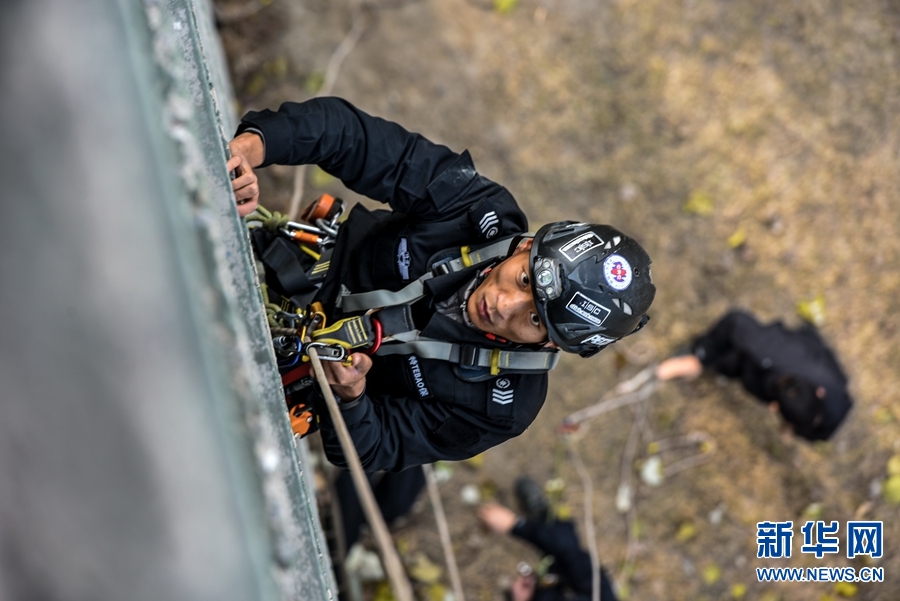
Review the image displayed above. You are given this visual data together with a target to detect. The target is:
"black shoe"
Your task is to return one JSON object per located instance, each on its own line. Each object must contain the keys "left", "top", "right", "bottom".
{"left": 514, "top": 476, "right": 549, "bottom": 522}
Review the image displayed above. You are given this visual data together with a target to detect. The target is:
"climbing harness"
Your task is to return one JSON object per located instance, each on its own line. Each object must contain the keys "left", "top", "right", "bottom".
{"left": 249, "top": 196, "right": 559, "bottom": 438}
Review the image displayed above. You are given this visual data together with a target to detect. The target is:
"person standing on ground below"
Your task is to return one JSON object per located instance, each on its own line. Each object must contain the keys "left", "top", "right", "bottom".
{"left": 656, "top": 309, "right": 852, "bottom": 441}
{"left": 478, "top": 477, "right": 619, "bottom": 601}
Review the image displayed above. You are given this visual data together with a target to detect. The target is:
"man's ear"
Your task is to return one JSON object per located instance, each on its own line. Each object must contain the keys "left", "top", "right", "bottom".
{"left": 514, "top": 238, "right": 534, "bottom": 254}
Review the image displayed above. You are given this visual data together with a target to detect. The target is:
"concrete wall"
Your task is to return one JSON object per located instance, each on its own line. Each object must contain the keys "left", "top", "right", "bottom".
{"left": 0, "top": 1, "right": 334, "bottom": 599}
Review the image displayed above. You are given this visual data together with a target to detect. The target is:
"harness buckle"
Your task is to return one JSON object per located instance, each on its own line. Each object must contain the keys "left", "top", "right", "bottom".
{"left": 431, "top": 260, "right": 452, "bottom": 276}
{"left": 460, "top": 344, "right": 479, "bottom": 368}
{"left": 305, "top": 342, "right": 348, "bottom": 362}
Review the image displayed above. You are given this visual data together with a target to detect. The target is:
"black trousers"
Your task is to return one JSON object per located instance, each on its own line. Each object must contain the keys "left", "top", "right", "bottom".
{"left": 335, "top": 467, "right": 427, "bottom": 549}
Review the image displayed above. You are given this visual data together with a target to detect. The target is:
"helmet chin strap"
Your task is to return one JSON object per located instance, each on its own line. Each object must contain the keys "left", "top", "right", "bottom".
{"left": 509, "top": 233, "right": 535, "bottom": 256}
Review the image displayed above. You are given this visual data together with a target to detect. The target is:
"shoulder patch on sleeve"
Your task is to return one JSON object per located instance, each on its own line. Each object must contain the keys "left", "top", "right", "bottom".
{"left": 468, "top": 187, "right": 525, "bottom": 241}
{"left": 469, "top": 198, "right": 502, "bottom": 240}
{"left": 486, "top": 377, "right": 515, "bottom": 419}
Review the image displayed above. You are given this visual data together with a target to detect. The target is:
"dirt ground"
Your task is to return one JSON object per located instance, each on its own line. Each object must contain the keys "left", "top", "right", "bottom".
{"left": 215, "top": 1, "right": 900, "bottom": 599}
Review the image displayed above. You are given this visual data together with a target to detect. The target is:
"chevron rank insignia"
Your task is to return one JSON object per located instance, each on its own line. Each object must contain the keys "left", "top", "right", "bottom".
{"left": 491, "top": 378, "right": 514, "bottom": 405}
{"left": 470, "top": 202, "right": 501, "bottom": 239}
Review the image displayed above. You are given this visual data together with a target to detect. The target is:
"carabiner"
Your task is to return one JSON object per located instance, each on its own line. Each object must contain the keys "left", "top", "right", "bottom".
{"left": 362, "top": 318, "right": 383, "bottom": 355}
{"left": 315, "top": 218, "right": 339, "bottom": 238}
{"left": 272, "top": 336, "right": 302, "bottom": 355}
{"left": 305, "top": 342, "right": 348, "bottom": 362}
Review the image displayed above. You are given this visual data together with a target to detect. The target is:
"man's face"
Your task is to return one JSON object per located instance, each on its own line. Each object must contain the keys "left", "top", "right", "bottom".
{"left": 466, "top": 239, "right": 549, "bottom": 344}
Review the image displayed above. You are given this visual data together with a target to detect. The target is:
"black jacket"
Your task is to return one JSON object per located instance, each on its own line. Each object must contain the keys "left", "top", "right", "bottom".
{"left": 238, "top": 97, "right": 549, "bottom": 472}
{"left": 691, "top": 310, "right": 852, "bottom": 440}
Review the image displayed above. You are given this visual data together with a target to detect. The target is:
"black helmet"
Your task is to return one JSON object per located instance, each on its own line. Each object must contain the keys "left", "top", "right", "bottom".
{"left": 529, "top": 222, "right": 656, "bottom": 357}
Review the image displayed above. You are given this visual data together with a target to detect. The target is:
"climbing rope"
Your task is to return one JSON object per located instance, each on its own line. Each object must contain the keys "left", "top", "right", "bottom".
{"left": 423, "top": 463, "right": 466, "bottom": 601}
{"left": 307, "top": 346, "right": 415, "bottom": 601}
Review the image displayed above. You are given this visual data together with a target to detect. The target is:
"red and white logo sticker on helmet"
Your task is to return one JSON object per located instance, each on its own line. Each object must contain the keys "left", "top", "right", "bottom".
{"left": 565, "top": 291, "right": 611, "bottom": 326}
{"left": 560, "top": 231, "right": 604, "bottom": 262}
{"left": 603, "top": 254, "right": 632, "bottom": 290}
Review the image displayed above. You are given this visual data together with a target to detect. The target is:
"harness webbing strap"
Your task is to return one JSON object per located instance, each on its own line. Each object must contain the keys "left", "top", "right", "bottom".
{"left": 339, "top": 234, "right": 531, "bottom": 311}
{"left": 438, "top": 236, "right": 526, "bottom": 275}
{"left": 262, "top": 237, "right": 316, "bottom": 296}
{"left": 375, "top": 305, "right": 416, "bottom": 337}
{"left": 337, "top": 276, "right": 431, "bottom": 313}
{"left": 375, "top": 339, "right": 559, "bottom": 374}
{"left": 312, "top": 315, "right": 376, "bottom": 349}
{"left": 308, "top": 311, "right": 558, "bottom": 375}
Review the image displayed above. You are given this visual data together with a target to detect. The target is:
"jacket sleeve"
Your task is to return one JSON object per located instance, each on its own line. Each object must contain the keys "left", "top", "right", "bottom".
{"left": 692, "top": 310, "right": 758, "bottom": 376}
{"left": 313, "top": 391, "right": 483, "bottom": 472}
{"left": 237, "top": 97, "right": 500, "bottom": 220}
{"left": 309, "top": 377, "right": 544, "bottom": 473}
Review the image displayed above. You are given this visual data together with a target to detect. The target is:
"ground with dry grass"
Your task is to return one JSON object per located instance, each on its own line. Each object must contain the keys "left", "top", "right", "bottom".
{"left": 217, "top": 1, "right": 900, "bottom": 599}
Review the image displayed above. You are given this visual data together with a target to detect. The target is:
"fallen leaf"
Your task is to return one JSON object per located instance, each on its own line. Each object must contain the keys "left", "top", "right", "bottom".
{"left": 304, "top": 72, "right": 325, "bottom": 94}
{"left": 683, "top": 191, "right": 714, "bottom": 216}
{"left": 834, "top": 581, "right": 858, "bottom": 597}
{"left": 545, "top": 478, "right": 566, "bottom": 495}
{"left": 882, "top": 474, "right": 900, "bottom": 505}
{"left": 478, "top": 479, "right": 498, "bottom": 501}
{"left": 874, "top": 408, "right": 893, "bottom": 424}
{"left": 396, "top": 537, "right": 410, "bottom": 555}
{"left": 553, "top": 503, "right": 573, "bottom": 521}
{"left": 494, "top": 0, "right": 519, "bottom": 13}
{"left": 463, "top": 453, "right": 486, "bottom": 469}
{"left": 731, "top": 583, "right": 747, "bottom": 599}
{"left": 245, "top": 73, "right": 267, "bottom": 97}
{"left": 373, "top": 581, "right": 396, "bottom": 601}
{"left": 702, "top": 563, "right": 721, "bottom": 584}
{"left": 796, "top": 294, "right": 826, "bottom": 326}
{"left": 630, "top": 518, "right": 643, "bottom": 540}
{"left": 426, "top": 583, "right": 447, "bottom": 601}
{"left": 409, "top": 553, "right": 443, "bottom": 584}
{"left": 433, "top": 462, "right": 454, "bottom": 483}
{"left": 803, "top": 502, "right": 823, "bottom": 520}
{"left": 728, "top": 229, "right": 747, "bottom": 248}
{"left": 887, "top": 454, "right": 900, "bottom": 476}
{"left": 311, "top": 165, "right": 335, "bottom": 188}
{"left": 265, "top": 56, "right": 288, "bottom": 78}
{"left": 676, "top": 522, "right": 698, "bottom": 542}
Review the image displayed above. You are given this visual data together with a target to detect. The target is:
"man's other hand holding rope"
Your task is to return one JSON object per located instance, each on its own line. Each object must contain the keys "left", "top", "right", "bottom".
{"left": 313, "top": 353, "right": 373, "bottom": 402}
